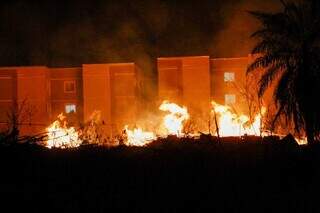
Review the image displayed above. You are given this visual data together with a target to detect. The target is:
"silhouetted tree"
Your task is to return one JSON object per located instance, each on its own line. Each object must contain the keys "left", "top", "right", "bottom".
{"left": 247, "top": 0, "right": 320, "bottom": 144}
{"left": 5, "top": 99, "right": 36, "bottom": 144}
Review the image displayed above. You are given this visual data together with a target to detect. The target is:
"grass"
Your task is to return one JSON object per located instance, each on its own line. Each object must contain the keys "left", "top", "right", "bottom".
{"left": 0, "top": 136, "right": 319, "bottom": 212}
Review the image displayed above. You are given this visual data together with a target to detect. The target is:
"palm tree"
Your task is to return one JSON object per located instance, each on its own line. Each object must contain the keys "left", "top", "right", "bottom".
{"left": 247, "top": 0, "right": 320, "bottom": 144}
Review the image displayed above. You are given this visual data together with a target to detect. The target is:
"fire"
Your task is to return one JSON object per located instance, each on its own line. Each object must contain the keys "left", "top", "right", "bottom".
{"left": 211, "top": 101, "right": 264, "bottom": 137}
{"left": 159, "top": 101, "right": 190, "bottom": 136}
{"left": 124, "top": 126, "right": 156, "bottom": 146}
{"left": 46, "top": 113, "right": 82, "bottom": 148}
{"left": 80, "top": 110, "right": 105, "bottom": 144}
{"left": 44, "top": 101, "right": 269, "bottom": 148}
{"left": 294, "top": 137, "right": 308, "bottom": 145}
{"left": 122, "top": 101, "right": 189, "bottom": 146}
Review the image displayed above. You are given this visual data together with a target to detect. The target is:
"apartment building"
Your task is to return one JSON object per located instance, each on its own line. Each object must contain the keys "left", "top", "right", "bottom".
{"left": 0, "top": 55, "right": 272, "bottom": 136}
{"left": 0, "top": 63, "right": 137, "bottom": 136}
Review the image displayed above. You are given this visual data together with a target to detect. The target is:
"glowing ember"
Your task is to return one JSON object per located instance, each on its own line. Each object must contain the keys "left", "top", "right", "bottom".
{"left": 124, "top": 126, "right": 156, "bottom": 146}
{"left": 295, "top": 137, "right": 308, "bottom": 145}
{"left": 211, "top": 101, "right": 265, "bottom": 137}
{"left": 159, "top": 101, "right": 190, "bottom": 136}
{"left": 46, "top": 113, "right": 82, "bottom": 148}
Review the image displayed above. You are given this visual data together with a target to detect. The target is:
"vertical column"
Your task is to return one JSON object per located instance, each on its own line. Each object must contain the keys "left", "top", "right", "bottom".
{"left": 110, "top": 63, "right": 137, "bottom": 133}
{"left": 182, "top": 56, "right": 211, "bottom": 132}
{"left": 82, "top": 64, "right": 112, "bottom": 135}
{"left": 16, "top": 67, "right": 49, "bottom": 135}
{"left": 157, "top": 58, "right": 183, "bottom": 104}
{"left": 0, "top": 69, "right": 17, "bottom": 132}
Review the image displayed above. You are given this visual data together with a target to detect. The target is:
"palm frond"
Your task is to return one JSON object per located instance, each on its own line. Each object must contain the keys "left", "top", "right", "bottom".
{"left": 249, "top": 0, "right": 320, "bottom": 142}
{"left": 258, "top": 64, "right": 283, "bottom": 97}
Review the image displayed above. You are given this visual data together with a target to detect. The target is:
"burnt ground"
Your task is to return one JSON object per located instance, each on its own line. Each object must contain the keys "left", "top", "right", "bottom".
{"left": 0, "top": 136, "right": 319, "bottom": 212}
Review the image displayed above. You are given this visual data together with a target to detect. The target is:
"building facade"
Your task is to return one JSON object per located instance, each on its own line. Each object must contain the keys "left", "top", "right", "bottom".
{"left": 0, "top": 55, "right": 272, "bottom": 136}
{"left": 158, "top": 56, "right": 211, "bottom": 131}
{"left": 0, "top": 63, "right": 137, "bottom": 136}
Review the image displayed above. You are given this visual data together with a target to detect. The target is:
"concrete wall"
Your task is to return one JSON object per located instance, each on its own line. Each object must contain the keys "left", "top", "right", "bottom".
{"left": 16, "top": 67, "right": 49, "bottom": 135}
{"left": 158, "top": 56, "right": 211, "bottom": 132}
{"left": 83, "top": 63, "right": 137, "bottom": 136}
{"left": 0, "top": 55, "right": 277, "bottom": 137}
{"left": 211, "top": 57, "right": 249, "bottom": 114}
{"left": 83, "top": 64, "right": 112, "bottom": 135}
{"left": 49, "top": 67, "right": 83, "bottom": 125}
{"left": 0, "top": 68, "right": 17, "bottom": 132}
{"left": 158, "top": 57, "right": 183, "bottom": 103}
{"left": 182, "top": 57, "right": 211, "bottom": 126}
{"left": 110, "top": 64, "right": 137, "bottom": 133}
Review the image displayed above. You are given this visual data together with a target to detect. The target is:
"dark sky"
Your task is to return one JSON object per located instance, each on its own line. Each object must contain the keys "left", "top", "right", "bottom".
{"left": 0, "top": 0, "right": 281, "bottom": 67}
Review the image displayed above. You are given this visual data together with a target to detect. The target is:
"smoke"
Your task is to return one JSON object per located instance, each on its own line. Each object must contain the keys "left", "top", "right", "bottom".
{"left": 0, "top": 0, "right": 285, "bottom": 63}
{"left": 0, "top": 0, "right": 287, "bottom": 66}
{"left": 209, "top": 0, "right": 282, "bottom": 58}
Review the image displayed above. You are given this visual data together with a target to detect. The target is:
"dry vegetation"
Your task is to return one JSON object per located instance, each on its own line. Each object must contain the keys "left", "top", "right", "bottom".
{"left": 0, "top": 135, "right": 319, "bottom": 212}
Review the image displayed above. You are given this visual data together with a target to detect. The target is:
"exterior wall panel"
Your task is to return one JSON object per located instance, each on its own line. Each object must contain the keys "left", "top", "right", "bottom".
{"left": 158, "top": 56, "right": 211, "bottom": 132}
{"left": 0, "top": 69, "right": 16, "bottom": 132}
{"left": 16, "top": 67, "right": 49, "bottom": 135}
{"left": 158, "top": 58, "right": 182, "bottom": 103}
{"left": 182, "top": 57, "right": 211, "bottom": 131}
{"left": 211, "top": 57, "right": 250, "bottom": 114}
{"left": 83, "top": 63, "right": 137, "bottom": 136}
{"left": 83, "top": 64, "right": 112, "bottom": 135}
{"left": 49, "top": 68, "right": 83, "bottom": 124}
{"left": 0, "top": 55, "right": 277, "bottom": 137}
{"left": 110, "top": 64, "right": 137, "bottom": 132}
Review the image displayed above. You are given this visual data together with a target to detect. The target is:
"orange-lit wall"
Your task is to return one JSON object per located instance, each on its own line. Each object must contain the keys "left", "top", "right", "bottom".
{"left": 0, "top": 63, "right": 138, "bottom": 136}
{"left": 16, "top": 67, "right": 49, "bottom": 135}
{"left": 210, "top": 57, "right": 250, "bottom": 114}
{"left": 0, "top": 68, "right": 17, "bottom": 131}
{"left": 158, "top": 56, "right": 211, "bottom": 131}
{"left": 158, "top": 57, "right": 183, "bottom": 103}
{"left": 0, "top": 55, "right": 276, "bottom": 136}
{"left": 109, "top": 64, "right": 137, "bottom": 133}
{"left": 158, "top": 55, "right": 277, "bottom": 133}
{"left": 49, "top": 67, "right": 83, "bottom": 125}
{"left": 83, "top": 63, "right": 137, "bottom": 136}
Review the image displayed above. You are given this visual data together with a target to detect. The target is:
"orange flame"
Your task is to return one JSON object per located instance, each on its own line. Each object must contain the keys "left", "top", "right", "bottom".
{"left": 159, "top": 101, "right": 190, "bottom": 136}
{"left": 211, "top": 101, "right": 265, "bottom": 137}
{"left": 45, "top": 101, "right": 272, "bottom": 148}
{"left": 124, "top": 125, "right": 156, "bottom": 146}
{"left": 122, "top": 101, "right": 189, "bottom": 146}
{"left": 46, "top": 113, "right": 82, "bottom": 148}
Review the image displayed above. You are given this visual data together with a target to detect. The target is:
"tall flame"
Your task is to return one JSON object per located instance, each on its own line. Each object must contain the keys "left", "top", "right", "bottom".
{"left": 46, "top": 113, "right": 82, "bottom": 149}
{"left": 159, "top": 101, "right": 190, "bottom": 136}
{"left": 44, "top": 101, "right": 270, "bottom": 148}
{"left": 211, "top": 101, "right": 265, "bottom": 137}
{"left": 122, "top": 101, "right": 189, "bottom": 146}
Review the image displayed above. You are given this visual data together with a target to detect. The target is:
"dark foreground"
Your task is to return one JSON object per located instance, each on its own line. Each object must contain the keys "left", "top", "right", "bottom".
{"left": 0, "top": 136, "right": 319, "bottom": 212}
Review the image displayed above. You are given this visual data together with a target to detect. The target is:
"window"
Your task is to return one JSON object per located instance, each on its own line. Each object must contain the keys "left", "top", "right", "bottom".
{"left": 225, "top": 94, "right": 236, "bottom": 105}
{"left": 64, "top": 81, "right": 76, "bottom": 93}
{"left": 65, "top": 104, "right": 76, "bottom": 113}
{"left": 224, "top": 72, "right": 235, "bottom": 82}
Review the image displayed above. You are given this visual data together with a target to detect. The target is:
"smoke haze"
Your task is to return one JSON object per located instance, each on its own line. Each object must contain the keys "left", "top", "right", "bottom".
{"left": 0, "top": 0, "right": 283, "bottom": 67}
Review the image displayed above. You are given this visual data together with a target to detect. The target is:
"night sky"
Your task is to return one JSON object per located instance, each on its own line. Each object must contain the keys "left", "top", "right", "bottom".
{"left": 0, "top": 0, "right": 280, "bottom": 67}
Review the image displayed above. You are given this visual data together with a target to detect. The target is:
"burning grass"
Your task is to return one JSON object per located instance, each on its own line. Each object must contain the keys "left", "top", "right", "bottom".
{"left": 41, "top": 99, "right": 309, "bottom": 150}
{"left": 46, "top": 113, "right": 82, "bottom": 149}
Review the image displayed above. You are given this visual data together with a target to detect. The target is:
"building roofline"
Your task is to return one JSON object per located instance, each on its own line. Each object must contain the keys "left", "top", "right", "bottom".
{"left": 0, "top": 62, "right": 136, "bottom": 70}
{"left": 49, "top": 67, "right": 82, "bottom": 70}
{"left": 82, "top": 62, "right": 135, "bottom": 66}
{"left": 210, "top": 56, "right": 250, "bottom": 61}
{"left": 0, "top": 65, "right": 48, "bottom": 69}
{"left": 158, "top": 56, "right": 210, "bottom": 61}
